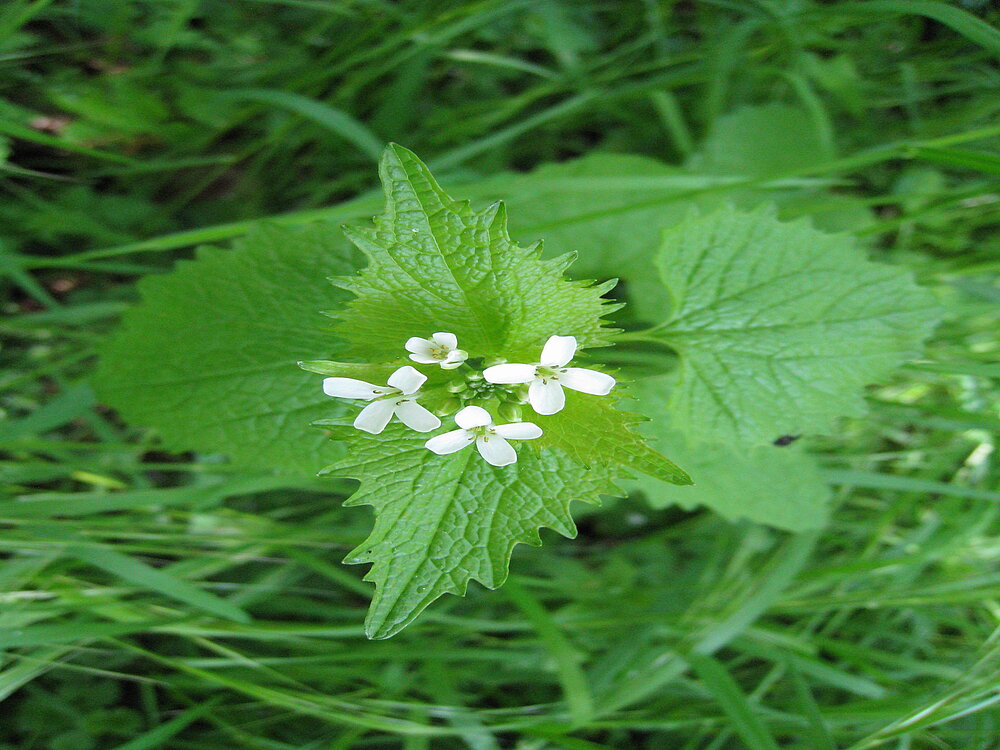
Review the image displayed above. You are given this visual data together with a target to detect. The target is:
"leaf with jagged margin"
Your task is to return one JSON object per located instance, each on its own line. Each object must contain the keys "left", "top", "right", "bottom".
{"left": 95, "top": 224, "right": 360, "bottom": 474}
{"left": 655, "top": 204, "right": 941, "bottom": 445}
{"left": 315, "top": 146, "right": 690, "bottom": 637}
{"left": 320, "top": 424, "right": 616, "bottom": 639}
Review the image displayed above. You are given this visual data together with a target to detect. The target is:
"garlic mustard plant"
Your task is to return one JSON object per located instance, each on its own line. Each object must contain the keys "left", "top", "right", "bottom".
{"left": 425, "top": 405, "right": 542, "bottom": 467}
{"left": 95, "top": 143, "right": 938, "bottom": 640}
{"left": 405, "top": 331, "right": 468, "bottom": 369}
{"left": 301, "top": 145, "right": 690, "bottom": 638}
{"left": 323, "top": 365, "right": 440, "bottom": 434}
{"left": 483, "top": 334, "right": 616, "bottom": 415}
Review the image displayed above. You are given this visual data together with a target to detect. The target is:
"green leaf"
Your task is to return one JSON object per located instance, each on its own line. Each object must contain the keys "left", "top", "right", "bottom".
{"left": 655, "top": 204, "right": 940, "bottom": 444}
{"left": 322, "top": 425, "right": 614, "bottom": 639}
{"left": 332, "top": 143, "right": 620, "bottom": 362}
{"left": 627, "top": 376, "right": 831, "bottom": 532}
{"left": 95, "top": 223, "right": 360, "bottom": 474}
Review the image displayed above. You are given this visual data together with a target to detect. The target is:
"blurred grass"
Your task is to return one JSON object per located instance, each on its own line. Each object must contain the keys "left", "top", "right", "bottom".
{"left": 1, "top": 1, "right": 999, "bottom": 748}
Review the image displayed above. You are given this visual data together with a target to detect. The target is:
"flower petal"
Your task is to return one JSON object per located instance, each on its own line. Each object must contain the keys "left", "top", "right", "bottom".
{"left": 476, "top": 434, "right": 517, "bottom": 466}
{"left": 387, "top": 365, "right": 427, "bottom": 394}
{"left": 559, "top": 367, "right": 616, "bottom": 395}
{"left": 323, "top": 377, "right": 382, "bottom": 400}
{"left": 455, "top": 405, "right": 492, "bottom": 429}
{"left": 540, "top": 335, "right": 577, "bottom": 367}
{"left": 442, "top": 348, "right": 468, "bottom": 365}
{"left": 408, "top": 353, "right": 439, "bottom": 365}
{"left": 494, "top": 422, "right": 543, "bottom": 440}
{"left": 404, "top": 337, "right": 434, "bottom": 356}
{"left": 353, "top": 399, "right": 397, "bottom": 434}
{"left": 431, "top": 332, "right": 458, "bottom": 349}
{"left": 482, "top": 363, "right": 536, "bottom": 384}
{"left": 528, "top": 379, "right": 565, "bottom": 415}
{"left": 425, "top": 429, "right": 475, "bottom": 455}
{"left": 394, "top": 400, "right": 441, "bottom": 432}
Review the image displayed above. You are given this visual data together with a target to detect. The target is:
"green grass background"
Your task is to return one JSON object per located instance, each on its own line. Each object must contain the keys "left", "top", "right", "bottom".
{"left": 1, "top": 1, "right": 999, "bottom": 748}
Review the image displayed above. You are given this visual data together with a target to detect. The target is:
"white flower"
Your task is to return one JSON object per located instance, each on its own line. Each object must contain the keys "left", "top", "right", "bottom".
{"left": 424, "top": 405, "right": 541, "bottom": 467}
{"left": 405, "top": 331, "right": 468, "bottom": 370}
{"left": 323, "top": 365, "right": 441, "bottom": 435}
{"left": 482, "top": 335, "right": 615, "bottom": 415}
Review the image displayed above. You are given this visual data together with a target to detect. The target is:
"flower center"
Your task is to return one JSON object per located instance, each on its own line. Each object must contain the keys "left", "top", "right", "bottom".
{"left": 535, "top": 366, "right": 560, "bottom": 382}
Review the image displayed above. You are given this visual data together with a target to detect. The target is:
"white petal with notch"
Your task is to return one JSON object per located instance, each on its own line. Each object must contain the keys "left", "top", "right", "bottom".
{"left": 431, "top": 331, "right": 458, "bottom": 349}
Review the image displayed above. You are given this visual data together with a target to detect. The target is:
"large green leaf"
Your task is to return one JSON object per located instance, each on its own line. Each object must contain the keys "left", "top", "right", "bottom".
{"left": 654, "top": 204, "right": 941, "bottom": 444}
{"left": 320, "top": 145, "right": 690, "bottom": 636}
{"left": 94, "top": 224, "right": 359, "bottom": 474}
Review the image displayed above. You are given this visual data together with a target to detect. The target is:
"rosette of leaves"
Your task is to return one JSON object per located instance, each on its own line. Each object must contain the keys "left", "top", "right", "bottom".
{"left": 97, "top": 145, "right": 690, "bottom": 639}
{"left": 96, "top": 145, "right": 940, "bottom": 639}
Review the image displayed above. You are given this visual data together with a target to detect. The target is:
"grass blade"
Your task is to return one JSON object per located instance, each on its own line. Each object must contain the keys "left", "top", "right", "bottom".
{"left": 224, "top": 89, "right": 384, "bottom": 161}
{"left": 686, "top": 653, "right": 781, "bottom": 750}
{"left": 67, "top": 544, "right": 251, "bottom": 624}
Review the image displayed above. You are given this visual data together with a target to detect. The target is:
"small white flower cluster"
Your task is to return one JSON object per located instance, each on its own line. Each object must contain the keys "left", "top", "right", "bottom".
{"left": 322, "top": 333, "right": 615, "bottom": 467}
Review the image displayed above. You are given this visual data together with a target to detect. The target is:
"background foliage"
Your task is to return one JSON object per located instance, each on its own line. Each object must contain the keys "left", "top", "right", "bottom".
{"left": 2, "top": 1, "right": 999, "bottom": 748}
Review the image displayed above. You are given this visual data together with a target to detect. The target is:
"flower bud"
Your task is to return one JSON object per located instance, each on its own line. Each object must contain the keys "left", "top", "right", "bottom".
{"left": 497, "top": 402, "right": 522, "bottom": 422}
{"left": 435, "top": 397, "right": 462, "bottom": 416}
